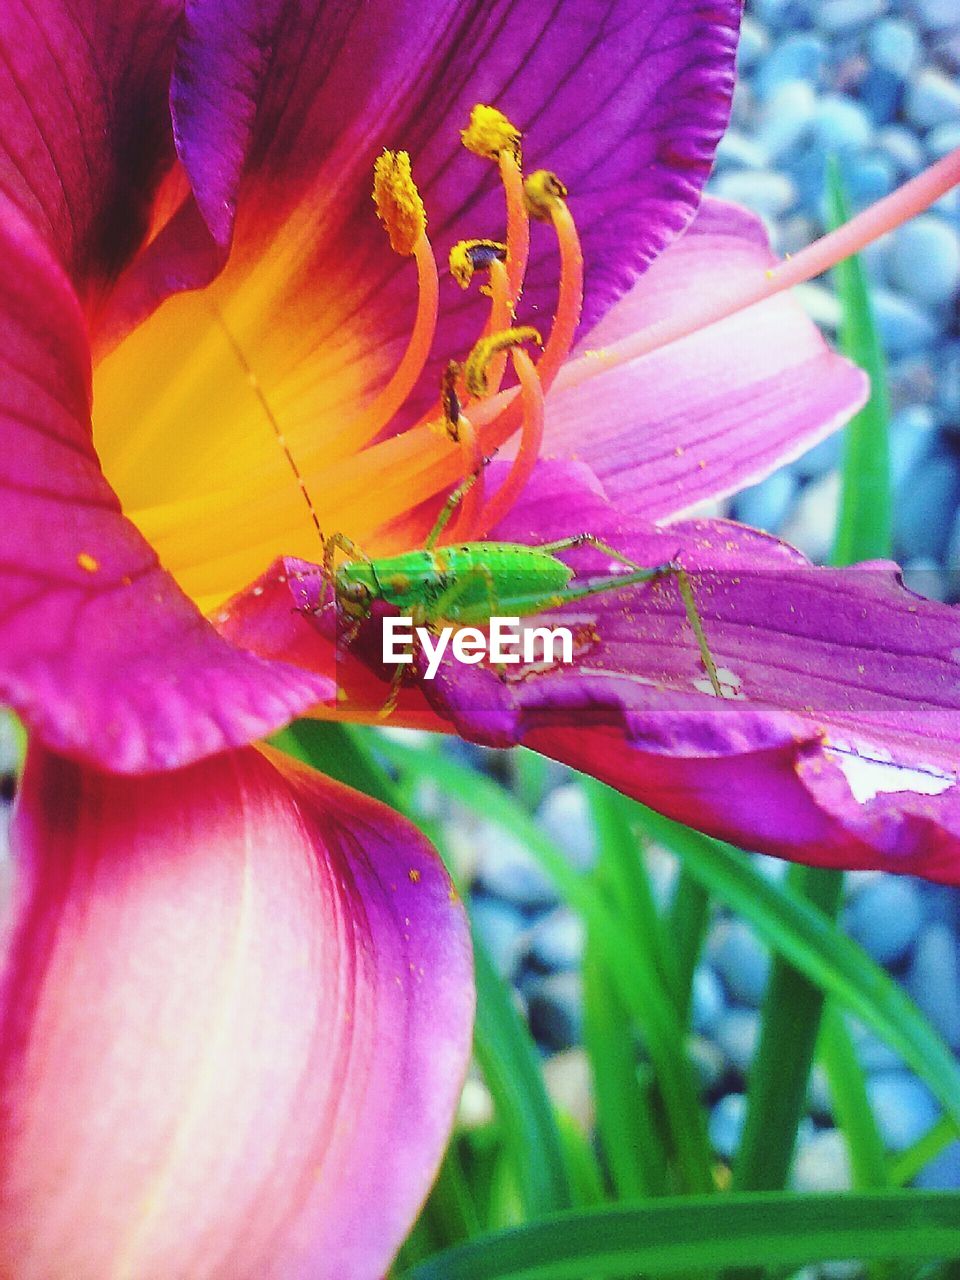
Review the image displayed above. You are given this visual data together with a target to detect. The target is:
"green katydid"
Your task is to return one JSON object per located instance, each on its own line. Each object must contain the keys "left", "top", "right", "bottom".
{"left": 214, "top": 306, "right": 723, "bottom": 715}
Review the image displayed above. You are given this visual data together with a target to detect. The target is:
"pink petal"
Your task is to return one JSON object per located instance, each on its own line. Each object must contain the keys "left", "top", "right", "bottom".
{"left": 542, "top": 198, "right": 869, "bottom": 520}
{"left": 0, "top": 195, "right": 333, "bottom": 773}
{"left": 0, "top": 742, "right": 473, "bottom": 1279}
{"left": 0, "top": 0, "right": 179, "bottom": 295}
{"left": 228, "top": 462, "right": 960, "bottom": 884}
{"left": 106, "top": 0, "right": 739, "bottom": 369}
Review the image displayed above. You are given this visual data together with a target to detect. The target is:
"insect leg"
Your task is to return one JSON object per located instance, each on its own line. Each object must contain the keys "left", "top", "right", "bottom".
{"left": 517, "top": 556, "right": 724, "bottom": 697}
{"left": 533, "top": 533, "right": 648, "bottom": 572}
{"left": 323, "top": 531, "right": 373, "bottom": 591}
{"left": 424, "top": 471, "right": 483, "bottom": 550}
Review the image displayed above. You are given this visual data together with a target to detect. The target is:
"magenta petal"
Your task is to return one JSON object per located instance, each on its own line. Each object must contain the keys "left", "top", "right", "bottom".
{"left": 414, "top": 463, "right": 960, "bottom": 882}
{"left": 0, "top": 0, "right": 179, "bottom": 292}
{"left": 0, "top": 743, "right": 473, "bottom": 1279}
{"left": 542, "top": 198, "right": 869, "bottom": 520}
{"left": 0, "top": 197, "right": 333, "bottom": 772}
{"left": 144, "top": 0, "right": 740, "bottom": 418}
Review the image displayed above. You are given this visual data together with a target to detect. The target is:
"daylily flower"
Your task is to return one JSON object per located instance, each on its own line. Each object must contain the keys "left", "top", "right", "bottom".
{"left": 1, "top": 1, "right": 959, "bottom": 1276}
{"left": 0, "top": 3, "right": 741, "bottom": 1275}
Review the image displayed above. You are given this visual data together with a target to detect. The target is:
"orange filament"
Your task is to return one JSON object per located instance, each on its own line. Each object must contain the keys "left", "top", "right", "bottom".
{"left": 330, "top": 230, "right": 439, "bottom": 456}
{"left": 475, "top": 346, "right": 544, "bottom": 535}
{"left": 447, "top": 413, "right": 485, "bottom": 542}
{"left": 474, "top": 258, "right": 515, "bottom": 398}
{"left": 556, "top": 143, "right": 960, "bottom": 395}
{"left": 500, "top": 151, "right": 530, "bottom": 306}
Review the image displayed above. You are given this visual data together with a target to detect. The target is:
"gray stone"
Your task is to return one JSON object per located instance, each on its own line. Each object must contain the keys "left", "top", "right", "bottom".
{"left": 914, "top": 1140, "right": 960, "bottom": 1190}
{"left": 848, "top": 1018, "right": 908, "bottom": 1072}
{"left": 689, "top": 1035, "right": 726, "bottom": 1094}
{"left": 537, "top": 783, "right": 597, "bottom": 872}
{"left": 877, "top": 124, "right": 926, "bottom": 176}
{"left": 709, "top": 920, "right": 771, "bottom": 1007}
{"left": 476, "top": 828, "right": 558, "bottom": 909}
{"left": 888, "top": 405, "right": 938, "bottom": 489}
{"left": 894, "top": 452, "right": 960, "bottom": 561}
{"left": 906, "top": 67, "right": 960, "bottom": 130}
{"left": 711, "top": 169, "right": 798, "bottom": 219}
{"left": 757, "top": 81, "right": 817, "bottom": 159}
{"left": 737, "top": 18, "right": 769, "bottom": 72}
{"left": 843, "top": 876, "right": 924, "bottom": 967}
{"left": 937, "top": 343, "right": 960, "bottom": 420}
{"left": 906, "top": 922, "right": 960, "bottom": 1050}
{"left": 867, "top": 1072, "right": 940, "bottom": 1152}
{"left": 791, "top": 1129, "right": 853, "bottom": 1193}
{"left": 812, "top": 94, "right": 873, "bottom": 153}
{"left": 714, "top": 129, "right": 768, "bottom": 171}
{"left": 734, "top": 470, "right": 799, "bottom": 532}
{"left": 715, "top": 1007, "right": 761, "bottom": 1075}
{"left": 911, "top": 0, "right": 960, "bottom": 31}
{"left": 527, "top": 971, "right": 583, "bottom": 1051}
{"left": 817, "top": 0, "right": 886, "bottom": 32}
{"left": 691, "top": 964, "right": 726, "bottom": 1036}
{"left": 889, "top": 215, "right": 960, "bottom": 306}
{"left": 526, "top": 906, "right": 585, "bottom": 972}
{"left": 756, "top": 33, "right": 828, "bottom": 98}
{"left": 470, "top": 895, "right": 526, "bottom": 979}
{"left": 709, "top": 1092, "right": 747, "bottom": 1161}
{"left": 927, "top": 120, "right": 960, "bottom": 160}
{"left": 791, "top": 432, "right": 843, "bottom": 482}
{"left": 779, "top": 470, "right": 841, "bottom": 564}
{"left": 871, "top": 288, "right": 939, "bottom": 357}
{"left": 868, "top": 18, "right": 922, "bottom": 78}
{"left": 843, "top": 152, "right": 896, "bottom": 205}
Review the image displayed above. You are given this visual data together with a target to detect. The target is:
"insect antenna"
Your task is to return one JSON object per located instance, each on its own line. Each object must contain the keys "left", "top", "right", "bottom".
{"left": 209, "top": 303, "right": 326, "bottom": 554}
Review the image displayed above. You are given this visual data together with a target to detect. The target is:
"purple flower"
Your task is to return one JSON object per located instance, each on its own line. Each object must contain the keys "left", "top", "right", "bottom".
{"left": 0, "top": 2, "right": 958, "bottom": 1275}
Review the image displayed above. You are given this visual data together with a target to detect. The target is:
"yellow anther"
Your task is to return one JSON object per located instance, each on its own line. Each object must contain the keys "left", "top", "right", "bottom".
{"left": 449, "top": 239, "right": 508, "bottom": 289}
{"left": 461, "top": 104, "right": 522, "bottom": 164}
{"left": 441, "top": 360, "right": 463, "bottom": 440}
{"left": 523, "top": 169, "right": 568, "bottom": 221}
{"left": 464, "top": 326, "right": 542, "bottom": 399}
{"left": 76, "top": 551, "right": 99, "bottom": 573}
{"left": 372, "top": 150, "right": 426, "bottom": 256}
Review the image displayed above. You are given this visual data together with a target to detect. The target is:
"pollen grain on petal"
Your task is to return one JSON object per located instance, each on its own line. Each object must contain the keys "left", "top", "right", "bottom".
{"left": 76, "top": 552, "right": 100, "bottom": 573}
{"left": 448, "top": 239, "right": 507, "bottom": 289}
{"left": 523, "top": 169, "right": 569, "bottom": 222}
{"left": 464, "top": 326, "right": 542, "bottom": 399}
{"left": 460, "top": 104, "right": 522, "bottom": 164}
{"left": 373, "top": 150, "right": 426, "bottom": 256}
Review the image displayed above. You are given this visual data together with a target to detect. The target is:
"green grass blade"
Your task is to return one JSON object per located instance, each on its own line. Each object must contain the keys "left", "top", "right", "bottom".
{"left": 401, "top": 1191, "right": 960, "bottom": 1279}
{"left": 733, "top": 864, "right": 844, "bottom": 1195}
{"left": 472, "top": 929, "right": 577, "bottom": 1216}
{"left": 630, "top": 806, "right": 960, "bottom": 1131}
{"left": 893, "top": 1116, "right": 960, "bottom": 1188}
{"left": 373, "top": 735, "right": 714, "bottom": 1193}
{"left": 583, "top": 934, "right": 666, "bottom": 1200}
{"left": 819, "top": 1001, "right": 891, "bottom": 1190}
{"left": 666, "top": 866, "right": 712, "bottom": 1025}
{"left": 827, "top": 155, "right": 892, "bottom": 566}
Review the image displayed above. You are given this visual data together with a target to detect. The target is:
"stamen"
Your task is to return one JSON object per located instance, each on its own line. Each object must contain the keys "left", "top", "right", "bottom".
{"left": 332, "top": 153, "right": 440, "bottom": 456}
{"left": 434, "top": 360, "right": 484, "bottom": 541}
{"left": 373, "top": 150, "right": 427, "bottom": 255}
{"left": 464, "top": 326, "right": 542, "bottom": 399}
{"left": 461, "top": 105, "right": 522, "bottom": 165}
{"left": 523, "top": 169, "right": 568, "bottom": 221}
{"left": 556, "top": 144, "right": 960, "bottom": 394}
{"left": 500, "top": 150, "right": 530, "bottom": 306}
{"left": 475, "top": 346, "right": 544, "bottom": 535}
{"left": 449, "top": 239, "right": 507, "bottom": 290}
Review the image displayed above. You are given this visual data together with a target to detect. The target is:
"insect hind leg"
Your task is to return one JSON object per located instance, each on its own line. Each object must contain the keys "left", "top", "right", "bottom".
{"left": 536, "top": 534, "right": 724, "bottom": 697}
